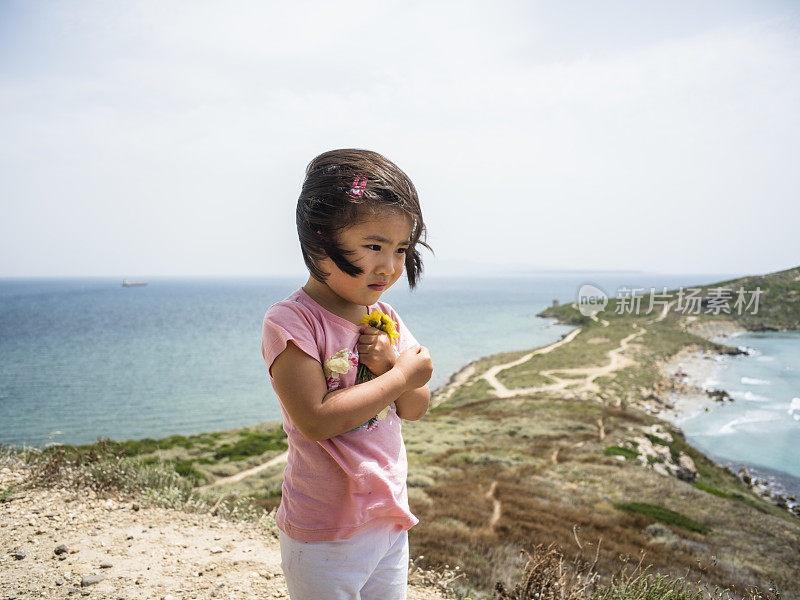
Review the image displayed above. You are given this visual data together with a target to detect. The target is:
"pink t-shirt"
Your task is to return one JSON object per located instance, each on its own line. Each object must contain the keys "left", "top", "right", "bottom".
{"left": 261, "top": 288, "right": 420, "bottom": 542}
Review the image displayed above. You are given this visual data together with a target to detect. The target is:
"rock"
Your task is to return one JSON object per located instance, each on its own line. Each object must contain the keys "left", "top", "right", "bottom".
{"left": 132, "top": 503, "right": 140, "bottom": 511}
{"left": 676, "top": 453, "right": 698, "bottom": 483}
{"left": 775, "top": 495, "right": 788, "bottom": 508}
{"left": 81, "top": 574, "right": 104, "bottom": 587}
{"left": 100, "top": 562, "right": 113, "bottom": 569}
{"left": 738, "top": 466, "right": 752, "bottom": 485}
{"left": 56, "top": 579, "right": 65, "bottom": 586}
{"left": 643, "top": 523, "right": 680, "bottom": 550}
{"left": 54, "top": 543, "right": 70, "bottom": 555}
{"left": 652, "top": 462, "right": 670, "bottom": 477}
{"left": 11, "top": 549, "right": 26, "bottom": 560}
{"left": 681, "top": 539, "right": 710, "bottom": 554}
{"left": 68, "top": 586, "right": 83, "bottom": 595}
{"left": 706, "top": 388, "right": 733, "bottom": 402}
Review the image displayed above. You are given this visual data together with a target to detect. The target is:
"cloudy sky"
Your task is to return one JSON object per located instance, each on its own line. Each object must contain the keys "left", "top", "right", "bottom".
{"left": 1, "top": 1, "right": 799, "bottom": 279}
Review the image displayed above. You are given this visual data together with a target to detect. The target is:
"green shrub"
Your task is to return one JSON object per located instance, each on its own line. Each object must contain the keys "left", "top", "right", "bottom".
{"left": 214, "top": 431, "right": 287, "bottom": 461}
{"left": 604, "top": 446, "right": 638, "bottom": 460}
{"left": 173, "top": 460, "right": 206, "bottom": 484}
{"left": 691, "top": 480, "right": 738, "bottom": 501}
{"left": 592, "top": 572, "right": 705, "bottom": 600}
{"left": 614, "top": 502, "right": 710, "bottom": 534}
{"left": 644, "top": 433, "right": 669, "bottom": 447}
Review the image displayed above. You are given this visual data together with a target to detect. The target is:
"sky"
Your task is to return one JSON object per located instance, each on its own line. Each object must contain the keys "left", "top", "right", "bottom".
{"left": 1, "top": 0, "right": 799, "bottom": 279}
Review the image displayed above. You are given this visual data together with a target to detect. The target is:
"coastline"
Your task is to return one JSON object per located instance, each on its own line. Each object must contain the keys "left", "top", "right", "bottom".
{"left": 6, "top": 317, "right": 799, "bottom": 597}
{"left": 656, "top": 324, "right": 800, "bottom": 506}
{"left": 433, "top": 315, "right": 800, "bottom": 514}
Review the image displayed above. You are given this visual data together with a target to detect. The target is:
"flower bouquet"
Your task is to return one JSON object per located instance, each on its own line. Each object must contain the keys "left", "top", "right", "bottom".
{"left": 356, "top": 310, "right": 399, "bottom": 384}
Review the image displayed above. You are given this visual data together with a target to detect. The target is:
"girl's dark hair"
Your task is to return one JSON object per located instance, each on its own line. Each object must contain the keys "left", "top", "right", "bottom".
{"left": 296, "top": 149, "right": 430, "bottom": 289}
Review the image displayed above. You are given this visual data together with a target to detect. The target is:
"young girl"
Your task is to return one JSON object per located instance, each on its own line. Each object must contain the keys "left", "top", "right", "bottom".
{"left": 261, "top": 149, "right": 433, "bottom": 600}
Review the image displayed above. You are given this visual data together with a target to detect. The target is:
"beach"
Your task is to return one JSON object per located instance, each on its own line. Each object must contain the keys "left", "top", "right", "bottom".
{"left": 657, "top": 325, "right": 800, "bottom": 505}
{"left": 658, "top": 344, "right": 737, "bottom": 423}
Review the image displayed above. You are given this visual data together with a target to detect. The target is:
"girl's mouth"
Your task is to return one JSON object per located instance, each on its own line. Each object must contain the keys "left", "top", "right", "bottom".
{"left": 368, "top": 284, "right": 387, "bottom": 291}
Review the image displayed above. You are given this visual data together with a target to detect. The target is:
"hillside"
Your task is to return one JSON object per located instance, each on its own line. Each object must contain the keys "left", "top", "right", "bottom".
{"left": 3, "top": 265, "right": 799, "bottom": 599}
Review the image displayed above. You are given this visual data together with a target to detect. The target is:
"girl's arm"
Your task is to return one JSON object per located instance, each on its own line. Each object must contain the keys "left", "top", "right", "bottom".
{"left": 357, "top": 325, "right": 430, "bottom": 421}
{"left": 271, "top": 341, "right": 431, "bottom": 441}
{"left": 394, "top": 384, "right": 430, "bottom": 421}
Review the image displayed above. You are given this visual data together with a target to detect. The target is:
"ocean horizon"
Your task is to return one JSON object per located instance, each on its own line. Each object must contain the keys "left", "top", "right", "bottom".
{"left": 4, "top": 271, "right": 797, "bottom": 495}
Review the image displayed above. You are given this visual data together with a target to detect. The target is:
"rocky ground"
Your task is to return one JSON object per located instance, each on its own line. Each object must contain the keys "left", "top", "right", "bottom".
{"left": 0, "top": 466, "right": 447, "bottom": 600}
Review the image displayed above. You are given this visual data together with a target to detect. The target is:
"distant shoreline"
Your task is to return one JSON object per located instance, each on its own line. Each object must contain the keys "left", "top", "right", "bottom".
{"left": 658, "top": 327, "right": 800, "bottom": 499}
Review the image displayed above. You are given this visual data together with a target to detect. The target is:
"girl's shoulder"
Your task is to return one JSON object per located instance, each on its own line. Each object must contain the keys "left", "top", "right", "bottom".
{"left": 263, "top": 289, "right": 319, "bottom": 330}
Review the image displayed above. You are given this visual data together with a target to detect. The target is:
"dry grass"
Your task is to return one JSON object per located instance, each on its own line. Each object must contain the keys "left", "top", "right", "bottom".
{"left": 404, "top": 390, "right": 799, "bottom": 599}
{"left": 0, "top": 439, "right": 279, "bottom": 530}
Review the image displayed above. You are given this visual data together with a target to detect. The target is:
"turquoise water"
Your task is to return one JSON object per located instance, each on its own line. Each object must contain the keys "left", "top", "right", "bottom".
{"left": 1, "top": 273, "right": 733, "bottom": 449}
{"left": 675, "top": 332, "right": 800, "bottom": 496}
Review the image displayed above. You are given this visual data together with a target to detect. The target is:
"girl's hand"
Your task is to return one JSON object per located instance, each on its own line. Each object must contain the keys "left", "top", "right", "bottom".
{"left": 357, "top": 326, "right": 397, "bottom": 375}
{"left": 394, "top": 345, "right": 433, "bottom": 391}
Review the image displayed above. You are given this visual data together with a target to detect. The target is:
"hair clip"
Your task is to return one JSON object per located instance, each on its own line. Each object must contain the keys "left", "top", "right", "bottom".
{"left": 350, "top": 174, "right": 367, "bottom": 197}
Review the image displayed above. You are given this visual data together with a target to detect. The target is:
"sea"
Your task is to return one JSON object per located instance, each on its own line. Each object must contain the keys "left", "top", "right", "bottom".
{"left": 2, "top": 273, "right": 798, "bottom": 496}
{"left": 672, "top": 331, "right": 800, "bottom": 498}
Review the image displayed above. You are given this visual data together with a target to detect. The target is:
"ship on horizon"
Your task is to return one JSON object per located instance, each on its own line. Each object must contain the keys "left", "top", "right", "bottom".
{"left": 122, "top": 280, "right": 147, "bottom": 287}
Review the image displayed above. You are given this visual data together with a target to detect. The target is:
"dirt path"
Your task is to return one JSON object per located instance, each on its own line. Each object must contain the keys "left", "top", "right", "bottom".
{"left": 198, "top": 451, "right": 288, "bottom": 491}
{"left": 480, "top": 327, "right": 584, "bottom": 398}
{"left": 0, "top": 466, "right": 446, "bottom": 600}
{"left": 434, "top": 363, "right": 477, "bottom": 406}
{"left": 480, "top": 324, "right": 644, "bottom": 398}
{"left": 478, "top": 301, "right": 673, "bottom": 399}
{"left": 485, "top": 481, "right": 501, "bottom": 530}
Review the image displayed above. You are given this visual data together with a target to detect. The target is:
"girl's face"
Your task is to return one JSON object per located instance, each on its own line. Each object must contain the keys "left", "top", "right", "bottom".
{"left": 319, "top": 211, "right": 413, "bottom": 309}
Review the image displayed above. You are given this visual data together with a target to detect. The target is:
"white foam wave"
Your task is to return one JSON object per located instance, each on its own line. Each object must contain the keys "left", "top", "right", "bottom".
{"left": 732, "top": 391, "right": 769, "bottom": 402}
{"left": 712, "top": 411, "right": 778, "bottom": 436}
{"left": 756, "top": 356, "right": 774, "bottom": 362}
{"left": 788, "top": 398, "right": 800, "bottom": 417}
{"left": 741, "top": 377, "right": 771, "bottom": 385}
{"left": 701, "top": 378, "right": 719, "bottom": 391}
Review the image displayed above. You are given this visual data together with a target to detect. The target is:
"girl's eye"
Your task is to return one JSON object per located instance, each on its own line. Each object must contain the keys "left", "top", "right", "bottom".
{"left": 365, "top": 244, "right": 381, "bottom": 251}
{"left": 396, "top": 247, "right": 408, "bottom": 254}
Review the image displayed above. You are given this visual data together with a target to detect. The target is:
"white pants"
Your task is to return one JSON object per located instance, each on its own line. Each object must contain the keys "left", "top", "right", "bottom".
{"left": 279, "top": 522, "right": 409, "bottom": 600}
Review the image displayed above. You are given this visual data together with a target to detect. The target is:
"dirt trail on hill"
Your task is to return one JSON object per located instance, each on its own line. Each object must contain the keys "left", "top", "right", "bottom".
{"left": 477, "top": 301, "right": 673, "bottom": 399}
{"left": 0, "top": 466, "right": 446, "bottom": 600}
{"left": 480, "top": 327, "right": 584, "bottom": 398}
{"left": 198, "top": 451, "right": 288, "bottom": 491}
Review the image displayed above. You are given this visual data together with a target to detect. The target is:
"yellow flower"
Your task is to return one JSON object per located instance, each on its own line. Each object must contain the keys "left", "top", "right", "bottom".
{"left": 361, "top": 310, "right": 399, "bottom": 344}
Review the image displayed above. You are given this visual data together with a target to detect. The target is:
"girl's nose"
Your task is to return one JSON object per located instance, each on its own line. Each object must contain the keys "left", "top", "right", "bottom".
{"left": 376, "top": 254, "right": 396, "bottom": 276}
